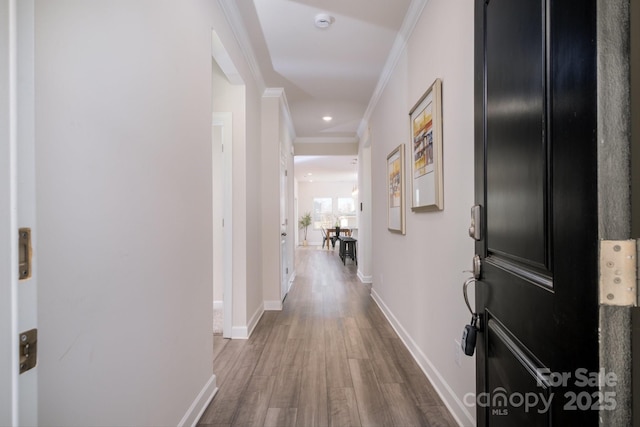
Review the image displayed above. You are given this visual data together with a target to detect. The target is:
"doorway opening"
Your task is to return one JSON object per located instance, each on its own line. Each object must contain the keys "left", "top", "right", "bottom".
{"left": 211, "top": 30, "right": 244, "bottom": 338}
{"left": 294, "top": 155, "right": 360, "bottom": 249}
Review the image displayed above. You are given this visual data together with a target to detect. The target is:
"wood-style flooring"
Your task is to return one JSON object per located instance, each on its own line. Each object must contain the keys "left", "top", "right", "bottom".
{"left": 198, "top": 246, "right": 458, "bottom": 427}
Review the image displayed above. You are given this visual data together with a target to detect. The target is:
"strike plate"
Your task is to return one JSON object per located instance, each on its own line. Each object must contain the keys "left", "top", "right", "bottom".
{"left": 599, "top": 240, "right": 637, "bottom": 306}
{"left": 19, "top": 329, "right": 37, "bottom": 374}
{"left": 19, "top": 228, "right": 32, "bottom": 280}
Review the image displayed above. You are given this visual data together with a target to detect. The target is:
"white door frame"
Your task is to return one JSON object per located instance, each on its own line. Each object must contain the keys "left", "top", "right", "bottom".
{"left": 17, "top": 1, "right": 37, "bottom": 424}
{"left": 2, "top": 1, "right": 38, "bottom": 424}
{"left": 212, "top": 113, "right": 233, "bottom": 339}
{"left": 1, "top": 0, "right": 20, "bottom": 424}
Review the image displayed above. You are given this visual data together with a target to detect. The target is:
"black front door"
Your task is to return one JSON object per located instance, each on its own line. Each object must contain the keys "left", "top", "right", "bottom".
{"left": 474, "top": 0, "right": 599, "bottom": 425}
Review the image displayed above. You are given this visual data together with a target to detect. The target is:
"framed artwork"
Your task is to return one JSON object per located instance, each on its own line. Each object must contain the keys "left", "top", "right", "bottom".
{"left": 409, "top": 78, "right": 443, "bottom": 211}
{"left": 387, "top": 144, "right": 406, "bottom": 234}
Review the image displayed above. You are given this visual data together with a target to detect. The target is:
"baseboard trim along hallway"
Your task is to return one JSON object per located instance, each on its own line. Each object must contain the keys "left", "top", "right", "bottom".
{"left": 178, "top": 375, "right": 218, "bottom": 427}
{"left": 371, "top": 288, "right": 475, "bottom": 426}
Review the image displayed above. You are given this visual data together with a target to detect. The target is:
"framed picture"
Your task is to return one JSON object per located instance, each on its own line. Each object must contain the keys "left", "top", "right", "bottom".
{"left": 409, "top": 78, "right": 443, "bottom": 211}
{"left": 387, "top": 144, "right": 406, "bottom": 234}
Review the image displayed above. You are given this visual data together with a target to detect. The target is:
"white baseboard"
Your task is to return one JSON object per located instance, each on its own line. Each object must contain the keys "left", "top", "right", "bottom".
{"left": 213, "top": 300, "right": 223, "bottom": 310}
{"left": 357, "top": 270, "right": 373, "bottom": 283}
{"left": 232, "top": 303, "right": 264, "bottom": 339}
{"left": 231, "top": 326, "right": 248, "bottom": 339}
{"left": 370, "top": 289, "right": 475, "bottom": 427}
{"left": 177, "top": 374, "right": 218, "bottom": 427}
{"left": 264, "top": 300, "right": 283, "bottom": 311}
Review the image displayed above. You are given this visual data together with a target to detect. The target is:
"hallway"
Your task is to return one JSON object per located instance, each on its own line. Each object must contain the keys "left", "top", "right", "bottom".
{"left": 198, "top": 247, "right": 457, "bottom": 427}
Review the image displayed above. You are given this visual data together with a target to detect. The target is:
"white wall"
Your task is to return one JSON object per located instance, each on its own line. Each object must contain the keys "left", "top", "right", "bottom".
{"left": 368, "top": 0, "right": 476, "bottom": 425}
{"left": 297, "top": 180, "right": 357, "bottom": 246}
{"left": 33, "top": 1, "right": 230, "bottom": 425}
{"left": 243, "top": 76, "right": 264, "bottom": 336}
{"left": 261, "top": 95, "right": 280, "bottom": 306}
{"left": 261, "top": 91, "right": 295, "bottom": 308}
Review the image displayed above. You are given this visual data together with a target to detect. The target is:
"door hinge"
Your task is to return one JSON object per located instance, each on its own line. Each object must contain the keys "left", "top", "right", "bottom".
{"left": 19, "top": 228, "right": 32, "bottom": 280}
{"left": 19, "top": 329, "right": 38, "bottom": 374}
{"left": 599, "top": 240, "right": 638, "bottom": 306}
{"left": 285, "top": 170, "right": 288, "bottom": 177}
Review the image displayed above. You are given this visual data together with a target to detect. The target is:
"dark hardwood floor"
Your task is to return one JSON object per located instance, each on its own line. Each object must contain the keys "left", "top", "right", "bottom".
{"left": 198, "top": 246, "right": 458, "bottom": 427}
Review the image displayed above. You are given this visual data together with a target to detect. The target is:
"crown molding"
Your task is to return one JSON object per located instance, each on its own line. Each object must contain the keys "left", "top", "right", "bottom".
{"left": 211, "top": 30, "right": 244, "bottom": 85}
{"left": 263, "top": 87, "right": 284, "bottom": 98}
{"left": 357, "top": 0, "right": 428, "bottom": 138}
{"left": 220, "top": 1, "right": 297, "bottom": 140}
{"left": 294, "top": 137, "right": 359, "bottom": 144}
{"left": 218, "top": 0, "right": 266, "bottom": 93}
{"left": 263, "top": 88, "right": 297, "bottom": 140}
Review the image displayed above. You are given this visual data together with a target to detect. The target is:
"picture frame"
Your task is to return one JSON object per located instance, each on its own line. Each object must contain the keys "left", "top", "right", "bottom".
{"left": 409, "top": 78, "right": 443, "bottom": 211}
{"left": 387, "top": 144, "right": 406, "bottom": 234}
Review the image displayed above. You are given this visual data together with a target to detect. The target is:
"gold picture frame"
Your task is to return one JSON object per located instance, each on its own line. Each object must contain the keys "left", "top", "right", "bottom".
{"left": 409, "top": 78, "right": 443, "bottom": 211}
{"left": 387, "top": 144, "right": 406, "bottom": 234}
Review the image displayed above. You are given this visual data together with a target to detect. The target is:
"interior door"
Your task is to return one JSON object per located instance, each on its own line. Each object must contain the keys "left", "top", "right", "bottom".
{"left": 474, "top": 0, "right": 599, "bottom": 425}
{"left": 212, "top": 112, "right": 233, "bottom": 339}
{"left": 280, "top": 154, "right": 289, "bottom": 301}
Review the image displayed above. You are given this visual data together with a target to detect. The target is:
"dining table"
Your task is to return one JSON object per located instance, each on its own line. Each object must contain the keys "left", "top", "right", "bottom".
{"left": 325, "top": 228, "right": 351, "bottom": 249}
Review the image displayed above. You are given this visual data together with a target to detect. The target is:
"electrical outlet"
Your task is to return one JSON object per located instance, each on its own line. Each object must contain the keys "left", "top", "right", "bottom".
{"left": 454, "top": 339, "right": 462, "bottom": 366}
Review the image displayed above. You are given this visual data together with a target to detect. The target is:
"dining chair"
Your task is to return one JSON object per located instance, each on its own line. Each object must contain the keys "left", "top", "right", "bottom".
{"left": 330, "top": 228, "right": 339, "bottom": 249}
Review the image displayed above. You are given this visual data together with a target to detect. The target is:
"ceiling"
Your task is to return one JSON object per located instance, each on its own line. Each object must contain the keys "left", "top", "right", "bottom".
{"left": 223, "top": 0, "right": 419, "bottom": 181}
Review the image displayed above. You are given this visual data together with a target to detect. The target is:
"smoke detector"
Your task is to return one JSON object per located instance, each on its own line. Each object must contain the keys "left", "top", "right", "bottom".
{"left": 314, "top": 13, "right": 334, "bottom": 29}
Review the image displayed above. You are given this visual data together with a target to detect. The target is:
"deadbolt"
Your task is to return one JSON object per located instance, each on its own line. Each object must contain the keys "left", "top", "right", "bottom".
{"left": 468, "top": 205, "right": 482, "bottom": 241}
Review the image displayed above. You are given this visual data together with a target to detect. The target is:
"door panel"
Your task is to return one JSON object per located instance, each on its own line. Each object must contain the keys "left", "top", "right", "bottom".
{"left": 486, "top": 316, "right": 551, "bottom": 426}
{"left": 474, "top": 0, "right": 599, "bottom": 425}
{"left": 486, "top": 0, "right": 547, "bottom": 269}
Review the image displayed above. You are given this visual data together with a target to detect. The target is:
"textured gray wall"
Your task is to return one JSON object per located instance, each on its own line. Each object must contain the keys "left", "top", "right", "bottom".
{"left": 632, "top": 0, "right": 640, "bottom": 424}
{"left": 598, "top": 0, "right": 633, "bottom": 425}
{"left": 632, "top": 0, "right": 640, "bottom": 240}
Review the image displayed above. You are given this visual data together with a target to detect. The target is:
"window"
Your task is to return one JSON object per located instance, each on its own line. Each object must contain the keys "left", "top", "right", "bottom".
{"left": 312, "top": 196, "right": 358, "bottom": 229}
{"left": 337, "top": 197, "right": 356, "bottom": 227}
{"left": 313, "top": 197, "right": 333, "bottom": 229}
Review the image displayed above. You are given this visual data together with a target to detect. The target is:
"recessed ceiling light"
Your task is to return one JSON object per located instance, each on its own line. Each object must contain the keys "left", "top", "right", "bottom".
{"left": 315, "top": 13, "right": 334, "bottom": 29}
{"left": 322, "top": 116, "right": 332, "bottom": 122}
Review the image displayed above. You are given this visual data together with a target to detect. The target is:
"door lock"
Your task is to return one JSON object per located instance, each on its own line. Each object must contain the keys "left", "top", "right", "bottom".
{"left": 468, "top": 205, "right": 482, "bottom": 241}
